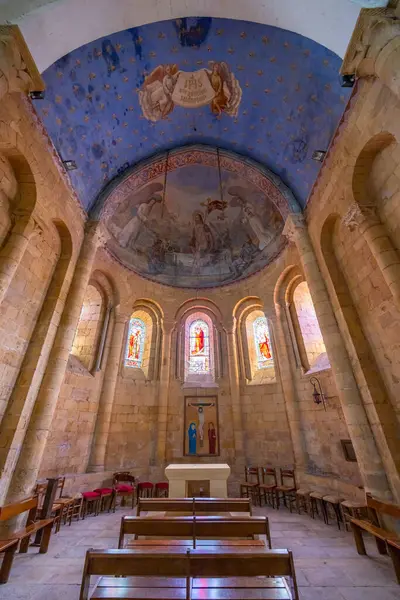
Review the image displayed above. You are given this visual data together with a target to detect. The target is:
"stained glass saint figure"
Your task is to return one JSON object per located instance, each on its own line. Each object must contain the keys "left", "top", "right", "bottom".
{"left": 188, "top": 319, "right": 210, "bottom": 374}
{"left": 125, "top": 317, "right": 145, "bottom": 368}
{"left": 253, "top": 316, "right": 273, "bottom": 369}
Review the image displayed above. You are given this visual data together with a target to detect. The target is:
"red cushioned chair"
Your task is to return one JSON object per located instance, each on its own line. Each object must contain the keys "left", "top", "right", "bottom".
{"left": 93, "top": 487, "right": 115, "bottom": 513}
{"left": 154, "top": 482, "right": 169, "bottom": 498}
{"left": 113, "top": 474, "right": 136, "bottom": 510}
{"left": 81, "top": 491, "right": 101, "bottom": 518}
{"left": 137, "top": 481, "right": 154, "bottom": 499}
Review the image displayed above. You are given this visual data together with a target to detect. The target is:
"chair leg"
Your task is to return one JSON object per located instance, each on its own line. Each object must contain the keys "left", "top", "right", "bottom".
{"left": 350, "top": 523, "right": 367, "bottom": 555}
{"left": 0, "top": 542, "right": 17, "bottom": 583}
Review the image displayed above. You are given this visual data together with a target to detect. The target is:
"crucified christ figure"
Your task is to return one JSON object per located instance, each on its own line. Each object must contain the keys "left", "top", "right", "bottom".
{"left": 188, "top": 402, "right": 215, "bottom": 448}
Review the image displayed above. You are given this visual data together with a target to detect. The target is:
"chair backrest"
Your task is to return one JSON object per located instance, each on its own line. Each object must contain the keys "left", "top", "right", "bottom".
{"left": 119, "top": 515, "right": 268, "bottom": 548}
{"left": 245, "top": 466, "right": 260, "bottom": 484}
{"left": 0, "top": 496, "right": 38, "bottom": 523}
{"left": 366, "top": 493, "right": 400, "bottom": 527}
{"left": 280, "top": 468, "right": 296, "bottom": 487}
{"left": 34, "top": 482, "right": 48, "bottom": 509}
{"left": 136, "top": 497, "right": 252, "bottom": 516}
{"left": 261, "top": 467, "right": 277, "bottom": 485}
{"left": 56, "top": 476, "right": 66, "bottom": 498}
{"left": 113, "top": 474, "right": 135, "bottom": 486}
{"left": 80, "top": 548, "right": 298, "bottom": 600}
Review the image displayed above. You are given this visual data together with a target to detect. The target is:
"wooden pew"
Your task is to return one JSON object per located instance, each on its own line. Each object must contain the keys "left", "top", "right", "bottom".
{"left": 0, "top": 497, "right": 54, "bottom": 554}
{"left": 350, "top": 493, "right": 400, "bottom": 583}
{"left": 119, "top": 515, "right": 272, "bottom": 549}
{"left": 0, "top": 539, "right": 19, "bottom": 584}
{"left": 79, "top": 547, "right": 299, "bottom": 600}
{"left": 137, "top": 497, "right": 252, "bottom": 516}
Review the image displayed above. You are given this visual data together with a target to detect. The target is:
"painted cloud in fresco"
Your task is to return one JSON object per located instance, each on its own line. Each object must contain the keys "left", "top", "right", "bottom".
{"left": 103, "top": 147, "right": 291, "bottom": 288}
{"left": 139, "top": 62, "right": 242, "bottom": 121}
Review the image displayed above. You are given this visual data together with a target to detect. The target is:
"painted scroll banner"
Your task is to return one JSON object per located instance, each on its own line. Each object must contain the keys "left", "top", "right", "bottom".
{"left": 172, "top": 70, "right": 215, "bottom": 107}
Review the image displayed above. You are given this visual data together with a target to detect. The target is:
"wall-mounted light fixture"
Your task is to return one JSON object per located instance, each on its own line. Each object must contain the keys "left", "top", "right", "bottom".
{"left": 63, "top": 159, "right": 77, "bottom": 171}
{"left": 29, "top": 90, "right": 45, "bottom": 100}
{"left": 310, "top": 376, "right": 327, "bottom": 410}
{"left": 311, "top": 150, "right": 327, "bottom": 162}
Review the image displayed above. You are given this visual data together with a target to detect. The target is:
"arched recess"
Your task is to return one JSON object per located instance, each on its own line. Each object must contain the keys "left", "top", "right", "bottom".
{"left": 287, "top": 278, "right": 329, "bottom": 373}
{"left": 122, "top": 299, "right": 162, "bottom": 381}
{"left": 0, "top": 218, "right": 73, "bottom": 503}
{"left": 70, "top": 270, "right": 115, "bottom": 374}
{"left": 0, "top": 147, "right": 37, "bottom": 249}
{"left": 175, "top": 299, "right": 224, "bottom": 387}
{"left": 234, "top": 297, "right": 276, "bottom": 385}
{"left": 320, "top": 213, "right": 400, "bottom": 499}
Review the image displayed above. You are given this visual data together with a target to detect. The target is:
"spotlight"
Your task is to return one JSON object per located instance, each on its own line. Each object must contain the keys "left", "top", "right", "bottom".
{"left": 29, "top": 90, "right": 45, "bottom": 100}
{"left": 312, "top": 150, "right": 326, "bottom": 162}
{"left": 340, "top": 74, "right": 355, "bottom": 88}
{"left": 63, "top": 160, "right": 77, "bottom": 171}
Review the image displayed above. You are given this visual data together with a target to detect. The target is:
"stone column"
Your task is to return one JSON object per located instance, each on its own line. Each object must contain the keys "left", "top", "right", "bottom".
{"left": 4, "top": 221, "right": 104, "bottom": 503}
{"left": 226, "top": 322, "right": 245, "bottom": 459}
{"left": 0, "top": 213, "right": 42, "bottom": 306}
{"left": 343, "top": 203, "right": 400, "bottom": 309}
{"left": 88, "top": 307, "right": 129, "bottom": 472}
{"left": 155, "top": 321, "right": 174, "bottom": 467}
{"left": 269, "top": 309, "right": 308, "bottom": 472}
{"left": 283, "top": 213, "right": 391, "bottom": 499}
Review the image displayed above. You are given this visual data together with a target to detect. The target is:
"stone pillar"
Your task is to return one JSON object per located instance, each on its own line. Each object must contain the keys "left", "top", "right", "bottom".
{"left": 269, "top": 309, "right": 308, "bottom": 472}
{"left": 0, "top": 213, "right": 42, "bottom": 306}
{"left": 88, "top": 307, "right": 129, "bottom": 472}
{"left": 283, "top": 213, "right": 391, "bottom": 499}
{"left": 155, "top": 321, "right": 174, "bottom": 467}
{"left": 343, "top": 203, "right": 400, "bottom": 308}
{"left": 226, "top": 322, "right": 245, "bottom": 460}
{"left": 3, "top": 221, "right": 104, "bottom": 503}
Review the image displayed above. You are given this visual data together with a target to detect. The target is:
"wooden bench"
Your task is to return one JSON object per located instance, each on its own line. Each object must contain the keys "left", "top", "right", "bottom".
{"left": 119, "top": 515, "right": 272, "bottom": 549}
{"left": 79, "top": 547, "right": 299, "bottom": 600}
{"left": 350, "top": 493, "right": 400, "bottom": 584}
{"left": 137, "top": 497, "right": 252, "bottom": 516}
{"left": 0, "top": 496, "right": 54, "bottom": 583}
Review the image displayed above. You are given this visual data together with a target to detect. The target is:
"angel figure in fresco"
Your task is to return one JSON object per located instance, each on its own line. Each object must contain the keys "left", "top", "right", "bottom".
{"left": 206, "top": 61, "right": 242, "bottom": 117}
{"left": 139, "top": 64, "right": 180, "bottom": 121}
{"left": 191, "top": 323, "right": 205, "bottom": 355}
{"left": 188, "top": 402, "right": 215, "bottom": 449}
{"left": 228, "top": 187, "right": 273, "bottom": 251}
{"left": 119, "top": 193, "right": 163, "bottom": 249}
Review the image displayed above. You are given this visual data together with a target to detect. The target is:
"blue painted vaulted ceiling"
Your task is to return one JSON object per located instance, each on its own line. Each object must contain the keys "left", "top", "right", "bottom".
{"left": 36, "top": 17, "right": 350, "bottom": 212}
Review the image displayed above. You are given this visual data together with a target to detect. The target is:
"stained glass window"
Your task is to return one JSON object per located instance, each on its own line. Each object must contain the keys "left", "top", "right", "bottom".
{"left": 188, "top": 319, "right": 210, "bottom": 375}
{"left": 253, "top": 316, "right": 273, "bottom": 370}
{"left": 125, "top": 317, "right": 146, "bottom": 368}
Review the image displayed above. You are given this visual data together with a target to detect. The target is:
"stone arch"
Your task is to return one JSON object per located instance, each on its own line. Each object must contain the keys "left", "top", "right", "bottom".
{"left": 233, "top": 296, "right": 276, "bottom": 385}
{"left": 174, "top": 298, "right": 224, "bottom": 386}
{"left": 320, "top": 212, "right": 400, "bottom": 500}
{"left": 123, "top": 298, "right": 162, "bottom": 381}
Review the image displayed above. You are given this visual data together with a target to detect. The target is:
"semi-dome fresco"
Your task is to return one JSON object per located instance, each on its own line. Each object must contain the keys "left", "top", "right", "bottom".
{"left": 100, "top": 146, "right": 296, "bottom": 288}
{"left": 36, "top": 17, "right": 350, "bottom": 211}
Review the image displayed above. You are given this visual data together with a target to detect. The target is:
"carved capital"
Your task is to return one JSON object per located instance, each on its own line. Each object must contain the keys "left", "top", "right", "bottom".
{"left": 0, "top": 26, "right": 44, "bottom": 101}
{"left": 342, "top": 203, "right": 380, "bottom": 232}
{"left": 282, "top": 213, "right": 306, "bottom": 243}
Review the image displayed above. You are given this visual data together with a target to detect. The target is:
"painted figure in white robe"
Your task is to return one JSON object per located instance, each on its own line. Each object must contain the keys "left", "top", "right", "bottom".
{"left": 119, "top": 194, "right": 162, "bottom": 248}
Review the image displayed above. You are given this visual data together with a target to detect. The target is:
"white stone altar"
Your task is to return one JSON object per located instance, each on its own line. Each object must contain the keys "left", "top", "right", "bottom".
{"left": 165, "top": 463, "right": 230, "bottom": 497}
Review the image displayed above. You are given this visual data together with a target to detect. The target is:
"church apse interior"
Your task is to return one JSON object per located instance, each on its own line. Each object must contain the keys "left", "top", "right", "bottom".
{"left": 0, "top": 1, "right": 400, "bottom": 599}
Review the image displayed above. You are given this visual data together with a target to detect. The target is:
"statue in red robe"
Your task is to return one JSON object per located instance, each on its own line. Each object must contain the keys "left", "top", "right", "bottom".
{"left": 259, "top": 333, "right": 271, "bottom": 360}
{"left": 208, "top": 422, "right": 217, "bottom": 454}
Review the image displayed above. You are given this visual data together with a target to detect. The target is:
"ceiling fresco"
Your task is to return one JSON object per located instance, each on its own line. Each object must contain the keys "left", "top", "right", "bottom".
{"left": 101, "top": 146, "right": 297, "bottom": 289}
{"left": 35, "top": 17, "right": 350, "bottom": 211}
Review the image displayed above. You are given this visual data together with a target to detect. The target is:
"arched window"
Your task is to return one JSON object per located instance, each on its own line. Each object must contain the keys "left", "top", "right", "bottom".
{"left": 253, "top": 316, "right": 274, "bottom": 370}
{"left": 125, "top": 317, "right": 146, "bottom": 368}
{"left": 188, "top": 319, "right": 210, "bottom": 375}
{"left": 71, "top": 283, "right": 105, "bottom": 372}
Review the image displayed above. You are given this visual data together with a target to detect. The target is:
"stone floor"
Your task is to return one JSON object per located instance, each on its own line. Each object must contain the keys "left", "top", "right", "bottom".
{"left": 0, "top": 503, "right": 398, "bottom": 600}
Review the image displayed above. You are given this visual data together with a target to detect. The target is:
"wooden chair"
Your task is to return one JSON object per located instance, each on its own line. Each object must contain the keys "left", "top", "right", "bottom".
{"left": 137, "top": 481, "right": 154, "bottom": 499}
{"left": 79, "top": 547, "right": 299, "bottom": 600}
{"left": 240, "top": 467, "right": 260, "bottom": 505}
{"left": 65, "top": 496, "right": 83, "bottom": 525}
{"left": 0, "top": 496, "right": 54, "bottom": 582}
{"left": 34, "top": 478, "right": 73, "bottom": 533}
{"left": 258, "top": 467, "right": 278, "bottom": 508}
{"left": 340, "top": 499, "right": 367, "bottom": 531}
{"left": 154, "top": 481, "right": 169, "bottom": 497}
{"left": 323, "top": 494, "right": 344, "bottom": 530}
{"left": 275, "top": 469, "right": 296, "bottom": 510}
{"left": 309, "top": 491, "right": 328, "bottom": 523}
{"left": 93, "top": 487, "right": 115, "bottom": 513}
{"left": 294, "top": 489, "right": 311, "bottom": 515}
{"left": 81, "top": 492, "right": 101, "bottom": 518}
{"left": 113, "top": 474, "right": 136, "bottom": 509}
{"left": 350, "top": 493, "right": 400, "bottom": 584}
